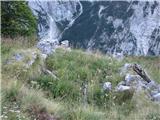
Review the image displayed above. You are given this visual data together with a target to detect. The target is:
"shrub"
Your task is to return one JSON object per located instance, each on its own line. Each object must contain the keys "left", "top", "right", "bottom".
{"left": 1, "top": 1, "right": 37, "bottom": 37}
{"left": 34, "top": 75, "right": 80, "bottom": 101}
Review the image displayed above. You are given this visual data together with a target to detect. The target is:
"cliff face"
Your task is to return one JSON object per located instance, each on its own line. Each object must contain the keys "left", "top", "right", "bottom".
{"left": 28, "top": 1, "right": 160, "bottom": 55}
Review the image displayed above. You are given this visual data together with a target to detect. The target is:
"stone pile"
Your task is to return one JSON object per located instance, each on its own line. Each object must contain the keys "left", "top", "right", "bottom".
{"left": 103, "top": 63, "right": 160, "bottom": 102}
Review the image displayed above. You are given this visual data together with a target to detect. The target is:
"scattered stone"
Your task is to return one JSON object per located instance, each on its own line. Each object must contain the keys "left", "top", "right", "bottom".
{"left": 41, "top": 53, "right": 47, "bottom": 59}
{"left": 57, "top": 40, "right": 71, "bottom": 51}
{"left": 5, "top": 49, "right": 41, "bottom": 70}
{"left": 117, "top": 81, "right": 126, "bottom": 86}
{"left": 61, "top": 40, "right": 69, "bottom": 48}
{"left": 152, "top": 93, "right": 160, "bottom": 102}
{"left": 103, "top": 82, "right": 112, "bottom": 91}
{"left": 13, "top": 53, "right": 24, "bottom": 61}
{"left": 25, "top": 52, "right": 38, "bottom": 68}
{"left": 115, "top": 85, "right": 131, "bottom": 92}
{"left": 37, "top": 40, "right": 59, "bottom": 54}
{"left": 117, "top": 63, "right": 160, "bottom": 102}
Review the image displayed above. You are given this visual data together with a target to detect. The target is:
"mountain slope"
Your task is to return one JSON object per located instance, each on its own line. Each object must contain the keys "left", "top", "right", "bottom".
{"left": 28, "top": 1, "right": 160, "bottom": 55}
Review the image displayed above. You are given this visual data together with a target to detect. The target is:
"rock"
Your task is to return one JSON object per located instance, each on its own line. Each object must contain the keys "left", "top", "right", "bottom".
{"left": 120, "top": 63, "right": 133, "bottom": 76}
{"left": 57, "top": 40, "right": 71, "bottom": 51}
{"left": 115, "top": 85, "right": 131, "bottom": 92}
{"left": 117, "top": 81, "right": 126, "bottom": 86}
{"left": 158, "top": 85, "right": 160, "bottom": 92}
{"left": 150, "top": 90, "right": 159, "bottom": 96}
{"left": 25, "top": 52, "right": 39, "bottom": 68}
{"left": 146, "top": 80, "right": 158, "bottom": 90}
{"left": 103, "top": 82, "right": 112, "bottom": 91}
{"left": 37, "top": 40, "right": 59, "bottom": 54}
{"left": 123, "top": 63, "right": 132, "bottom": 69}
{"left": 41, "top": 53, "right": 47, "bottom": 59}
{"left": 6, "top": 49, "right": 41, "bottom": 69}
{"left": 13, "top": 53, "right": 24, "bottom": 61}
{"left": 124, "top": 74, "right": 147, "bottom": 90}
{"left": 61, "top": 40, "right": 69, "bottom": 48}
{"left": 7, "top": 53, "right": 24, "bottom": 64}
{"left": 152, "top": 93, "right": 160, "bottom": 102}
{"left": 117, "top": 63, "right": 160, "bottom": 102}
{"left": 125, "top": 74, "right": 139, "bottom": 85}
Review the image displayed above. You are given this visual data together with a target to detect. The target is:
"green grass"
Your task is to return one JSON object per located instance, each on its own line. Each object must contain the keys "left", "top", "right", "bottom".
{"left": 1, "top": 41, "right": 160, "bottom": 120}
{"left": 42, "top": 49, "right": 123, "bottom": 104}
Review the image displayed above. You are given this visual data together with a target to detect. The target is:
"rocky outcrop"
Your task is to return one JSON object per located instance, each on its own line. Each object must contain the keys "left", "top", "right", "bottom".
{"left": 120, "top": 63, "right": 160, "bottom": 102}
{"left": 104, "top": 63, "right": 160, "bottom": 102}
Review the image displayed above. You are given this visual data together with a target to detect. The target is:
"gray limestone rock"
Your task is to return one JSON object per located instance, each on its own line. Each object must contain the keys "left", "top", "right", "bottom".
{"left": 115, "top": 85, "right": 131, "bottom": 92}
{"left": 103, "top": 82, "right": 112, "bottom": 91}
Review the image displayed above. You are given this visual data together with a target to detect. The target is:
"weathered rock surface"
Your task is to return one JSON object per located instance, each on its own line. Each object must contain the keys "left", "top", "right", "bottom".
{"left": 37, "top": 40, "right": 59, "bottom": 54}
{"left": 120, "top": 63, "right": 133, "bottom": 76}
{"left": 115, "top": 63, "right": 160, "bottom": 102}
{"left": 103, "top": 82, "right": 112, "bottom": 91}
{"left": 29, "top": 1, "right": 160, "bottom": 55}
{"left": 115, "top": 85, "right": 131, "bottom": 92}
{"left": 152, "top": 93, "right": 160, "bottom": 101}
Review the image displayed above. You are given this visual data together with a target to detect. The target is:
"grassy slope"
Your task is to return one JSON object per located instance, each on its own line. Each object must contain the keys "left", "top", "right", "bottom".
{"left": 1, "top": 41, "right": 160, "bottom": 120}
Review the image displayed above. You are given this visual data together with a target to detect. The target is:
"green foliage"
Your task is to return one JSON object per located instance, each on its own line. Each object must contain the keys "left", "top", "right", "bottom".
{"left": 34, "top": 75, "right": 80, "bottom": 101}
{"left": 1, "top": 1, "right": 37, "bottom": 37}
{"left": 44, "top": 49, "right": 123, "bottom": 106}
